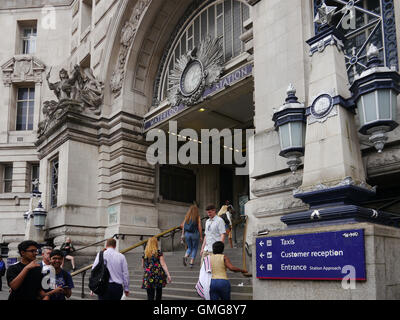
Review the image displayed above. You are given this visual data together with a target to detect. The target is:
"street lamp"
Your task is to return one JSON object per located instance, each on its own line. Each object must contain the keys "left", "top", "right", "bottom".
{"left": 272, "top": 84, "right": 307, "bottom": 173}
{"left": 350, "top": 44, "right": 400, "bottom": 153}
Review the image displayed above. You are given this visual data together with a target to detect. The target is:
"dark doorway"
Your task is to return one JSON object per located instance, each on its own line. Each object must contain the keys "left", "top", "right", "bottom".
{"left": 219, "top": 167, "right": 233, "bottom": 208}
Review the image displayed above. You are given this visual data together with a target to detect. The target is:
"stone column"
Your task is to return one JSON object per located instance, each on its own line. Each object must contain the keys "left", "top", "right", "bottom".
{"left": 245, "top": 0, "right": 313, "bottom": 241}
{"left": 0, "top": 85, "right": 12, "bottom": 143}
{"left": 33, "top": 82, "right": 42, "bottom": 131}
{"left": 12, "top": 161, "right": 29, "bottom": 193}
{"left": 301, "top": 31, "right": 365, "bottom": 190}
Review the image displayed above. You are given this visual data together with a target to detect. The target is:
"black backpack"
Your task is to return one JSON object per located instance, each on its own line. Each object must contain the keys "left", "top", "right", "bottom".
{"left": 220, "top": 213, "right": 230, "bottom": 226}
{"left": 88, "top": 251, "right": 110, "bottom": 295}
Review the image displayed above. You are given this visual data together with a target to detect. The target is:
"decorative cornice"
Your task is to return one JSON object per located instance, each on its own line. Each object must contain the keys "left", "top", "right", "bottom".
{"left": 1, "top": 55, "right": 46, "bottom": 86}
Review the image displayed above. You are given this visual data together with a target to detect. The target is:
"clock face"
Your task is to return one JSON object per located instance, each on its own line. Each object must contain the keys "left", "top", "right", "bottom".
{"left": 311, "top": 94, "right": 333, "bottom": 118}
{"left": 180, "top": 60, "right": 203, "bottom": 96}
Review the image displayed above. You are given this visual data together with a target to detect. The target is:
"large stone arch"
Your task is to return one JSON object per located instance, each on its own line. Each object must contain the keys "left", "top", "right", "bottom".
{"left": 101, "top": 0, "right": 252, "bottom": 118}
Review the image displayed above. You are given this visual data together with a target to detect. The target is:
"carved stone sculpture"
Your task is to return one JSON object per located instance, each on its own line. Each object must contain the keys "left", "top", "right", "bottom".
{"left": 38, "top": 65, "right": 104, "bottom": 138}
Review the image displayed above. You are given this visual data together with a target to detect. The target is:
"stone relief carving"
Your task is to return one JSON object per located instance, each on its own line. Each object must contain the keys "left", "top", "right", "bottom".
{"left": 253, "top": 196, "right": 306, "bottom": 218}
{"left": 38, "top": 65, "right": 104, "bottom": 138}
{"left": 251, "top": 172, "right": 303, "bottom": 197}
{"left": 366, "top": 147, "right": 400, "bottom": 176}
{"left": 110, "top": 0, "right": 151, "bottom": 98}
{"left": 1, "top": 55, "right": 46, "bottom": 86}
{"left": 167, "top": 36, "right": 224, "bottom": 107}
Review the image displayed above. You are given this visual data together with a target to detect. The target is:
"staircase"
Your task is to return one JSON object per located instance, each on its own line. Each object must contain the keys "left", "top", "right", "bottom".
{"left": 69, "top": 246, "right": 252, "bottom": 300}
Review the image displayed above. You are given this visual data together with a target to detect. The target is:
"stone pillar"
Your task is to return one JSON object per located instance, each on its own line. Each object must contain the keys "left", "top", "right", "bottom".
{"left": 0, "top": 85, "right": 12, "bottom": 143}
{"left": 12, "top": 161, "right": 29, "bottom": 193}
{"left": 301, "top": 30, "right": 366, "bottom": 191}
{"left": 245, "top": 0, "right": 313, "bottom": 243}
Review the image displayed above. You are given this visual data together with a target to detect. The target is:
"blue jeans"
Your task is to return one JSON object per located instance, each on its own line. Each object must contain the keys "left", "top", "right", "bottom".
{"left": 210, "top": 279, "right": 231, "bottom": 300}
{"left": 185, "top": 231, "right": 200, "bottom": 260}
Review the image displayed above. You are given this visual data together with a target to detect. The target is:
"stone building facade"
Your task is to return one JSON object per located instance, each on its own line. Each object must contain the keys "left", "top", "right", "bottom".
{"left": 0, "top": 0, "right": 400, "bottom": 298}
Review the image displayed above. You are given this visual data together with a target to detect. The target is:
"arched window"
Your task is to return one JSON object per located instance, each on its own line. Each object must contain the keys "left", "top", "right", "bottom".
{"left": 157, "top": 0, "right": 250, "bottom": 102}
{"left": 314, "top": 0, "right": 399, "bottom": 83}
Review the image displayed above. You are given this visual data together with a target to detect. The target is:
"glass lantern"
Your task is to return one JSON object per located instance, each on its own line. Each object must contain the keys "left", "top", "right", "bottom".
{"left": 32, "top": 201, "right": 47, "bottom": 228}
{"left": 272, "top": 84, "right": 306, "bottom": 173}
{"left": 350, "top": 44, "right": 400, "bottom": 153}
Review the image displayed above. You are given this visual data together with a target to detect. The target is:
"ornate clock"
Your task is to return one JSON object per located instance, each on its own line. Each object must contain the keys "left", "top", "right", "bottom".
{"left": 180, "top": 60, "right": 204, "bottom": 97}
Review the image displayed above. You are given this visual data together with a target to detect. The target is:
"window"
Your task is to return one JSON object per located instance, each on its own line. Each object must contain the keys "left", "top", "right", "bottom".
{"left": 314, "top": 0, "right": 399, "bottom": 83}
{"left": 3, "top": 165, "right": 13, "bottom": 193}
{"left": 50, "top": 158, "right": 59, "bottom": 208}
{"left": 159, "top": 165, "right": 196, "bottom": 203}
{"left": 31, "top": 164, "right": 40, "bottom": 192}
{"left": 16, "top": 88, "right": 35, "bottom": 131}
{"left": 81, "top": 0, "right": 93, "bottom": 34}
{"left": 159, "top": 0, "right": 250, "bottom": 100}
{"left": 21, "top": 27, "right": 37, "bottom": 54}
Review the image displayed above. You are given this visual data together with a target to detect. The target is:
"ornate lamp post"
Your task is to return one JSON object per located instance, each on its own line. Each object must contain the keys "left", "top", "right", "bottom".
{"left": 272, "top": 84, "right": 307, "bottom": 173}
{"left": 350, "top": 44, "right": 400, "bottom": 153}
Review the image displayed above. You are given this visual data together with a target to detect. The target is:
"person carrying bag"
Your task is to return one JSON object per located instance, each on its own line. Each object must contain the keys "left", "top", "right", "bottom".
{"left": 89, "top": 250, "right": 110, "bottom": 296}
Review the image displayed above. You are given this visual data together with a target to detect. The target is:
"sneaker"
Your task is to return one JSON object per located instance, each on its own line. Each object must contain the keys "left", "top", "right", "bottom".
{"left": 183, "top": 257, "right": 187, "bottom": 267}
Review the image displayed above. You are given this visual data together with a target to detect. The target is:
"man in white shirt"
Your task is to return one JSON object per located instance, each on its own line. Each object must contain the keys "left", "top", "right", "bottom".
{"left": 200, "top": 204, "right": 227, "bottom": 264}
{"left": 92, "top": 238, "right": 129, "bottom": 300}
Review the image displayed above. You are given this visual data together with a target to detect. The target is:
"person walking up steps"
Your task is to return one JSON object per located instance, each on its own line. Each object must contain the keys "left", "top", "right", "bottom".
{"left": 142, "top": 237, "right": 171, "bottom": 300}
{"left": 209, "top": 241, "right": 247, "bottom": 300}
{"left": 180, "top": 204, "right": 203, "bottom": 268}
{"left": 91, "top": 238, "right": 130, "bottom": 300}
{"left": 200, "top": 204, "right": 227, "bottom": 265}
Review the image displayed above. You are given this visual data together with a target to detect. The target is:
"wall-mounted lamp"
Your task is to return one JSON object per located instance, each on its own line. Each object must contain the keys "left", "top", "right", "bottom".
{"left": 350, "top": 44, "right": 400, "bottom": 153}
{"left": 272, "top": 84, "right": 307, "bottom": 173}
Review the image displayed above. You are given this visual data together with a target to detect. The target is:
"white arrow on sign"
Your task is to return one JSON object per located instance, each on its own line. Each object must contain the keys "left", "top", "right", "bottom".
{"left": 259, "top": 241, "right": 264, "bottom": 247}
{"left": 260, "top": 253, "right": 265, "bottom": 259}
{"left": 260, "top": 264, "right": 265, "bottom": 271}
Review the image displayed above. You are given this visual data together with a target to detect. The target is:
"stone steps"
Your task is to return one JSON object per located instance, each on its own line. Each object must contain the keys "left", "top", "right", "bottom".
{"left": 69, "top": 248, "right": 252, "bottom": 300}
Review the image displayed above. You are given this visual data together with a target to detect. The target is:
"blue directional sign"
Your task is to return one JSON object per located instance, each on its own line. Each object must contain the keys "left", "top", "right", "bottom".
{"left": 256, "top": 229, "right": 366, "bottom": 280}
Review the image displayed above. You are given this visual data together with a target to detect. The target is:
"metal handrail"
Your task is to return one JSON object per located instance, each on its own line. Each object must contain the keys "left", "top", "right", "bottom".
{"left": 70, "top": 225, "right": 183, "bottom": 298}
{"left": 71, "top": 234, "right": 120, "bottom": 253}
{"left": 70, "top": 215, "right": 250, "bottom": 298}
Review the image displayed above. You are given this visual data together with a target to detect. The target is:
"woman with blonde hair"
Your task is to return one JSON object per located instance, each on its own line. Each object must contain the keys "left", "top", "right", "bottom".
{"left": 141, "top": 237, "right": 171, "bottom": 300}
{"left": 180, "top": 204, "right": 203, "bottom": 268}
